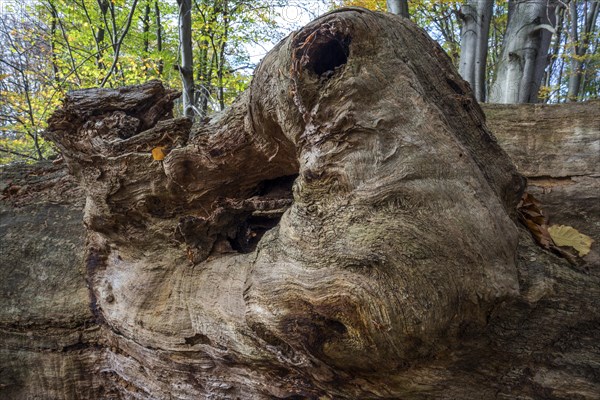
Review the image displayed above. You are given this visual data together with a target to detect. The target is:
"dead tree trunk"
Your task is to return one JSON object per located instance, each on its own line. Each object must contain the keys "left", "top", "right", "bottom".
{"left": 2, "top": 8, "right": 599, "bottom": 400}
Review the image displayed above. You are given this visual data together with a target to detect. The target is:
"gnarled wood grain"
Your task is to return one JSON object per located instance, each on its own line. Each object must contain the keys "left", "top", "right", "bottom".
{"left": 1, "top": 9, "right": 598, "bottom": 400}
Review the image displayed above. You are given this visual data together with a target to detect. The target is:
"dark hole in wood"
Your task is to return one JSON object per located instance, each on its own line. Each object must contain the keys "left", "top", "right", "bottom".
{"left": 228, "top": 217, "right": 276, "bottom": 253}
{"left": 325, "top": 319, "right": 347, "bottom": 335}
{"left": 305, "top": 34, "right": 351, "bottom": 77}
{"left": 184, "top": 333, "right": 211, "bottom": 346}
{"left": 255, "top": 174, "right": 298, "bottom": 197}
{"left": 229, "top": 174, "right": 298, "bottom": 254}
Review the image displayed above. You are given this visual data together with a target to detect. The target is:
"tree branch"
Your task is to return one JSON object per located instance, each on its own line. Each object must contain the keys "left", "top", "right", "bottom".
{"left": 0, "top": 145, "right": 38, "bottom": 160}
{"left": 99, "top": 0, "right": 140, "bottom": 87}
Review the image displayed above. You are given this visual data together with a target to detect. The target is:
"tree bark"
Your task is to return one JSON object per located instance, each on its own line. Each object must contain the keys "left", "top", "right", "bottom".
{"left": 2, "top": 9, "right": 599, "bottom": 400}
{"left": 566, "top": 0, "right": 599, "bottom": 101}
{"left": 483, "top": 100, "right": 600, "bottom": 257}
{"left": 489, "top": 0, "right": 558, "bottom": 103}
{"left": 387, "top": 0, "right": 409, "bottom": 19}
{"left": 155, "top": 0, "right": 164, "bottom": 76}
{"left": 543, "top": 4, "right": 565, "bottom": 101}
{"left": 458, "top": 0, "right": 494, "bottom": 102}
{"left": 177, "top": 0, "right": 195, "bottom": 117}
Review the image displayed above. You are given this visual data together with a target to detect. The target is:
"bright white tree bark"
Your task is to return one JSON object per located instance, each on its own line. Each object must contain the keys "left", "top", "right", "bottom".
{"left": 387, "top": 0, "right": 409, "bottom": 18}
{"left": 489, "top": 0, "right": 557, "bottom": 103}
{"left": 458, "top": 0, "right": 494, "bottom": 102}
{"left": 177, "top": 0, "right": 195, "bottom": 117}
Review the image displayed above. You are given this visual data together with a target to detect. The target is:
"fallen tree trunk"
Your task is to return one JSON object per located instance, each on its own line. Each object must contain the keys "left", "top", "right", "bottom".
{"left": 484, "top": 101, "right": 600, "bottom": 260}
{"left": 1, "top": 8, "right": 599, "bottom": 400}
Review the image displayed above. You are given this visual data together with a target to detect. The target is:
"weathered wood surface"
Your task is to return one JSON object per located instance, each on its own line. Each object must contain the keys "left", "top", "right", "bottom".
{"left": 0, "top": 163, "right": 105, "bottom": 398}
{"left": 1, "top": 8, "right": 599, "bottom": 400}
{"left": 484, "top": 101, "right": 600, "bottom": 265}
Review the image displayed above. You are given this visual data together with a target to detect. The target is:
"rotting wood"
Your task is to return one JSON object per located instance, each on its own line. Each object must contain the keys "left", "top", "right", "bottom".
{"left": 1, "top": 9, "right": 599, "bottom": 400}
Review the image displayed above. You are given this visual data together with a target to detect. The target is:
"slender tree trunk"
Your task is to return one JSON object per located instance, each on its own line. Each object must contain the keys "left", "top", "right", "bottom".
{"left": 557, "top": 46, "right": 565, "bottom": 102}
{"left": 567, "top": 0, "right": 599, "bottom": 101}
{"left": 195, "top": 6, "right": 216, "bottom": 117}
{"left": 217, "top": 49, "right": 226, "bottom": 111}
{"left": 387, "top": 0, "right": 409, "bottom": 19}
{"left": 48, "top": 0, "right": 82, "bottom": 85}
{"left": 196, "top": 43, "right": 212, "bottom": 117}
{"left": 177, "top": 0, "right": 195, "bottom": 117}
{"left": 217, "top": 0, "right": 229, "bottom": 111}
{"left": 567, "top": 0, "right": 582, "bottom": 101}
{"left": 99, "top": 0, "right": 140, "bottom": 87}
{"left": 580, "top": 35, "right": 599, "bottom": 97}
{"left": 543, "top": 4, "right": 565, "bottom": 102}
{"left": 96, "top": 0, "right": 109, "bottom": 71}
{"left": 458, "top": 0, "right": 494, "bottom": 102}
{"left": 49, "top": 2, "right": 60, "bottom": 83}
{"left": 21, "top": 77, "right": 43, "bottom": 160}
{"left": 489, "top": 0, "right": 557, "bottom": 103}
{"left": 487, "top": 8, "right": 505, "bottom": 100}
{"left": 142, "top": 1, "right": 150, "bottom": 54}
{"left": 155, "top": 0, "right": 163, "bottom": 75}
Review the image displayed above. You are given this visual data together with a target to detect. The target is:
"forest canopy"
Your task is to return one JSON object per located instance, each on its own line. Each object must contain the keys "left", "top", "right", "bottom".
{"left": 0, "top": 0, "right": 598, "bottom": 164}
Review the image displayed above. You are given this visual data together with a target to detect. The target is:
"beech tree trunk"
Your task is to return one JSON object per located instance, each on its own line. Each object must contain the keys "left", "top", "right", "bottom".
{"left": 177, "top": 0, "right": 195, "bottom": 117}
{"left": 566, "top": 0, "right": 599, "bottom": 101}
{"left": 1, "top": 9, "right": 599, "bottom": 400}
{"left": 387, "top": 0, "right": 409, "bottom": 18}
{"left": 458, "top": 0, "right": 494, "bottom": 102}
{"left": 489, "top": 0, "right": 557, "bottom": 103}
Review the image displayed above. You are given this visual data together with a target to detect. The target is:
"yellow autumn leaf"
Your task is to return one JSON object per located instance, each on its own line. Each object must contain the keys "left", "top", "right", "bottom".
{"left": 548, "top": 225, "right": 594, "bottom": 257}
{"left": 152, "top": 146, "right": 167, "bottom": 161}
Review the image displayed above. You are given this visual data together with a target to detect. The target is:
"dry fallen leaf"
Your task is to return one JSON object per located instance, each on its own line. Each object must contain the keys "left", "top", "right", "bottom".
{"left": 548, "top": 225, "right": 594, "bottom": 257}
{"left": 152, "top": 146, "right": 167, "bottom": 161}
{"left": 517, "top": 192, "right": 580, "bottom": 265}
{"left": 517, "top": 192, "right": 554, "bottom": 250}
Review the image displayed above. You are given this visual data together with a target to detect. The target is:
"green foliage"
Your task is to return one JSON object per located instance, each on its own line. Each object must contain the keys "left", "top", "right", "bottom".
{"left": 0, "top": 8, "right": 57, "bottom": 163}
{"left": 0, "top": 0, "right": 182, "bottom": 163}
{"left": 0, "top": 0, "right": 284, "bottom": 163}
{"left": 191, "top": 0, "right": 287, "bottom": 115}
{"left": 410, "top": 0, "right": 462, "bottom": 65}
{"left": 43, "top": 0, "right": 180, "bottom": 87}
{"left": 539, "top": 1, "right": 599, "bottom": 102}
{"left": 331, "top": 0, "right": 386, "bottom": 11}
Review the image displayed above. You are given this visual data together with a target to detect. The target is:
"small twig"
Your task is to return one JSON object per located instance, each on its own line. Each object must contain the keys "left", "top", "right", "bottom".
{"left": 0, "top": 146, "right": 38, "bottom": 160}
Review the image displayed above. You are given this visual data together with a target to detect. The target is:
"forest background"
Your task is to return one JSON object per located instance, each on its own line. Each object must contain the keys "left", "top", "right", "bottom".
{"left": 0, "top": 0, "right": 597, "bottom": 164}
